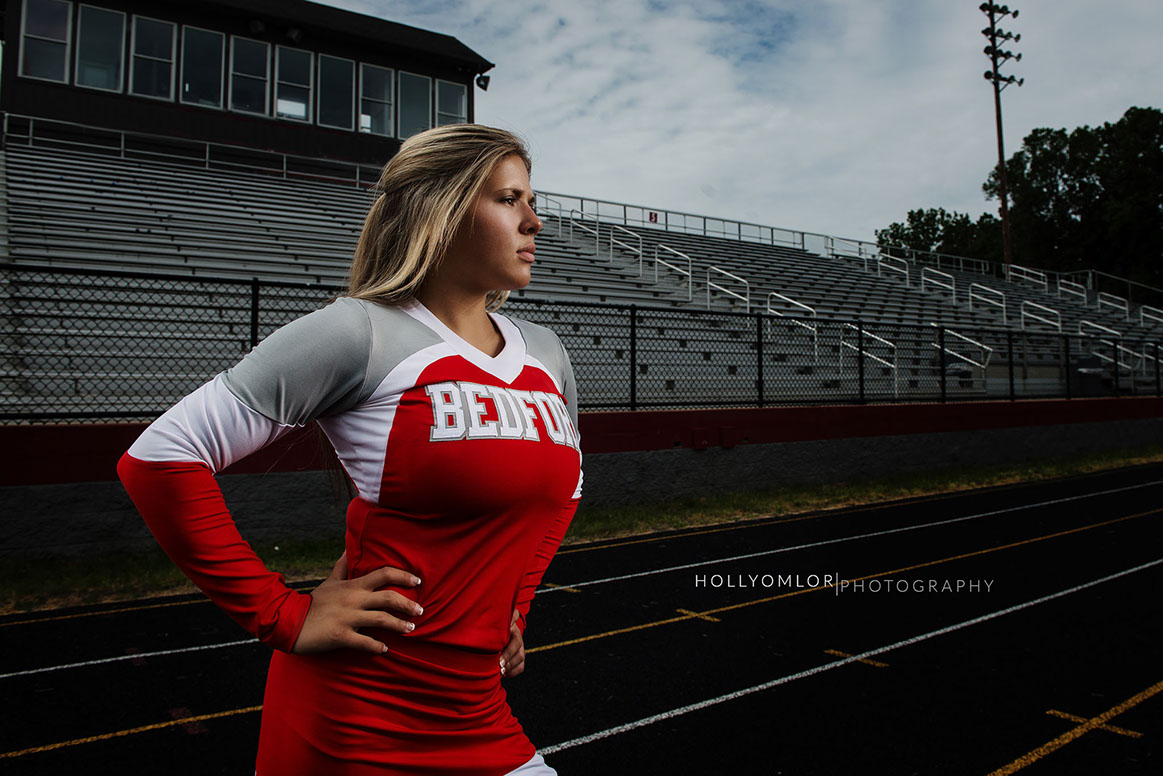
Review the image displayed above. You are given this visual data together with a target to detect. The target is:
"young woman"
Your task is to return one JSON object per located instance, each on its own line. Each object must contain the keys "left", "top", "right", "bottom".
{"left": 117, "top": 124, "right": 583, "bottom": 775}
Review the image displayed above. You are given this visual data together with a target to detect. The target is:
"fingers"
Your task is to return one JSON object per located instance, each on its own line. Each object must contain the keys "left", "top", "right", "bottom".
{"left": 502, "top": 644, "right": 525, "bottom": 678}
{"left": 352, "top": 609, "right": 417, "bottom": 635}
{"left": 359, "top": 564, "right": 422, "bottom": 591}
{"left": 369, "top": 590, "right": 424, "bottom": 618}
{"left": 328, "top": 551, "right": 349, "bottom": 581}
{"left": 500, "top": 613, "right": 525, "bottom": 678}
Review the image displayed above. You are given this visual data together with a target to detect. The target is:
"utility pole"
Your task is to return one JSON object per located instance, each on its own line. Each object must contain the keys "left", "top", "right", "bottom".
{"left": 981, "top": 3, "right": 1023, "bottom": 271}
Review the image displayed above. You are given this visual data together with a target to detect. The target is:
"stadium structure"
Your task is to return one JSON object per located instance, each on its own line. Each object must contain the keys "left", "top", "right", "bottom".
{"left": 1, "top": 0, "right": 1161, "bottom": 555}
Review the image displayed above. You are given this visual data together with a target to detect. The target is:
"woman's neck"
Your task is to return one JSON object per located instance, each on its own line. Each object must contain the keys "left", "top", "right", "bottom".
{"left": 414, "top": 288, "right": 503, "bottom": 356}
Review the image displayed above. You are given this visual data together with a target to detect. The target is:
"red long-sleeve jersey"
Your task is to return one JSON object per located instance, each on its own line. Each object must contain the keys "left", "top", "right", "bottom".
{"left": 118, "top": 296, "right": 582, "bottom": 775}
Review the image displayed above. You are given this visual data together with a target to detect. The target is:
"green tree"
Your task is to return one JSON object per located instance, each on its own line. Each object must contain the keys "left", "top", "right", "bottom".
{"left": 879, "top": 106, "right": 1162, "bottom": 289}
{"left": 984, "top": 106, "right": 1163, "bottom": 286}
{"left": 875, "top": 208, "right": 1001, "bottom": 261}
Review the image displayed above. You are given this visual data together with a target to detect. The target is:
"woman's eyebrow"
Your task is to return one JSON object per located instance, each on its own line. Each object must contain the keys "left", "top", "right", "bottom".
{"left": 498, "top": 186, "right": 536, "bottom": 206}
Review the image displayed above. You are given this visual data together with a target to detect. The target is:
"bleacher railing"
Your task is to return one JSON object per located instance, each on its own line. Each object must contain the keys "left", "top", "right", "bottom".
{"left": 4, "top": 265, "right": 1159, "bottom": 423}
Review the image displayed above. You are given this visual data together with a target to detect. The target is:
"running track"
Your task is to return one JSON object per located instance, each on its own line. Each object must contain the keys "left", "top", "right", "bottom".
{"left": 3, "top": 462, "right": 1161, "bottom": 774}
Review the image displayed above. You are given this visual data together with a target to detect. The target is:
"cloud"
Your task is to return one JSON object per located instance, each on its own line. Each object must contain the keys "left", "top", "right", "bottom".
{"left": 319, "top": 0, "right": 1163, "bottom": 242}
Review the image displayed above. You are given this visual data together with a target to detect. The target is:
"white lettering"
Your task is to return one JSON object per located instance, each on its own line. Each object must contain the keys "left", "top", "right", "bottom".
{"left": 462, "top": 382, "right": 499, "bottom": 439}
{"left": 486, "top": 385, "right": 526, "bottom": 439}
{"left": 426, "top": 383, "right": 466, "bottom": 441}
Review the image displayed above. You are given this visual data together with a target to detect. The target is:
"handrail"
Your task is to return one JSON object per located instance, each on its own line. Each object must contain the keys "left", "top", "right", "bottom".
{"left": 1008, "top": 264, "right": 1049, "bottom": 292}
{"left": 968, "top": 283, "right": 1007, "bottom": 324}
{"left": 1064, "top": 269, "right": 1163, "bottom": 310}
{"left": 929, "top": 323, "right": 994, "bottom": 370}
{"left": 921, "top": 266, "right": 956, "bottom": 300}
{"left": 838, "top": 323, "right": 898, "bottom": 397}
{"left": 706, "top": 266, "right": 750, "bottom": 312}
{"left": 1142, "top": 305, "right": 1163, "bottom": 329}
{"left": 879, "top": 244, "right": 996, "bottom": 278}
{"left": 3, "top": 111, "right": 378, "bottom": 188}
{"left": 539, "top": 189, "right": 806, "bottom": 249}
{"left": 1020, "top": 300, "right": 1062, "bottom": 332}
{"left": 1079, "top": 320, "right": 1121, "bottom": 338}
{"left": 1078, "top": 322, "right": 1145, "bottom": 372}
{"left": 567, "top": 208, "right": 601, "bottom": 255}
{"left": 1096, "top": 291, "right": 1130, "bottom": 320}
{"left": 877, "top": 253, "right": 909, "bottom": 286}
{"left": 608, "top": 223, "right": 643, "bottom": 265}
{"left": 765, "top": 291, "right": 816, "bottom": 317}
{"left": 766, "top": 292, "right": 818, "bottom": 363}
{"left": 538, "top": 194, "right": 565, "bottom": 237}
{"left": 653, "top": 244, "right": 692, "bottom": 300}
{"left": 1057, "top": 278, "right": 1088, "bottom": 307}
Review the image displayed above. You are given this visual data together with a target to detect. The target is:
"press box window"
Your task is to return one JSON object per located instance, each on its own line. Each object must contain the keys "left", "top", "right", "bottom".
{"left": 230, "top": 36, "right": 269, "bottom": 115}
{"left": 75, "top": 4, "right": 125, "bottom": 91}
{"left": 318, "top": 55, "right": 355, "bottom": 130}
{"left": 359, "top": 63, "right": 393, "bottom": 137}
{"left": 20, "top": 0, "right": 72, "bottom": 83}
{"left": 436, "top": 80, "right": 467, "bottom": 126}
{"left": 130, "top": 16, "right": 175, "bottom": 99}
{"left": 398, "top": 71, "right": 431, "bottom": 139}
{"left": 276, "top": 46, "right": 312, "bottom": 121}
{"left": 181, "top": 26, "right": 224, "bottom": 108}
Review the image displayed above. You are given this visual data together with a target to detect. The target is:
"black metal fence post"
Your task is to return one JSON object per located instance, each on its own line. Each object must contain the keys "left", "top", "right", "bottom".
{"left": 938, "top": 326, "right": 947, "bottom": 403}
{"left": 1156, "top": 342, "right": 1161, "bottom": 397}
{"left": 1113, "top": 338, "right": 1121, "bottom": 395}
{"left": 629, "top": 304, "right": 637, "bottom": 411}
{"left": 756, "top": 311, "right": 764, "bottom": 408}
{"left": 857, "top": 322, "right": 866, "bottom": 404}
{"left": 249, "top": 278, "right": 260, "bottom": 349}
{"left": 1007, "top": 330, "right": 1016, "bottom": 400}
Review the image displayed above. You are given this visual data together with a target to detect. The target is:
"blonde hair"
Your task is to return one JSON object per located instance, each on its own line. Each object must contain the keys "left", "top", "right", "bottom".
{"left": 347, "top": 124, "right": 533, "bottom": 312}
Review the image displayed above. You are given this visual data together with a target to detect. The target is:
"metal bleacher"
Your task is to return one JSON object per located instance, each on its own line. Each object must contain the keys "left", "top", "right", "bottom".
{"left": 1, "top": 139, "right": 1160, "bottom": 420}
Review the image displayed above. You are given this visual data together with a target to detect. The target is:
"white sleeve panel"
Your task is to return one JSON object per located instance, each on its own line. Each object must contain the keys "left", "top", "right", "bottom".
{"left": 127, "top": 375, "right": 295, "bottom": 473}
{"left": 572, "top": 468, "right": 583, "bottom": 500}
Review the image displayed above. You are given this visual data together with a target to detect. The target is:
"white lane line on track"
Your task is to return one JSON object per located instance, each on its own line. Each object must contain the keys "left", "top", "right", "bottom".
{"left": 540, "top": 478, "right": 1163, "bottom": 593}
{"left": 537, "top": 555, "right": 1163, "bottom": 755}
{"left": 0, "top": 638, "right": 258, "bottom": 680}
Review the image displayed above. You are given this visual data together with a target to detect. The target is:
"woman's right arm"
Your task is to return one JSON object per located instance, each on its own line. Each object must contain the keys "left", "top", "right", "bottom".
{"left": 118, "top": 298, "right": 419, "bottom": 654}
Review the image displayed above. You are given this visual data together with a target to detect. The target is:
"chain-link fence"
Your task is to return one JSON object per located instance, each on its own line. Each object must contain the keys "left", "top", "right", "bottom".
{"left": 2, "top": 264, "right": 1160, "bottom": 423}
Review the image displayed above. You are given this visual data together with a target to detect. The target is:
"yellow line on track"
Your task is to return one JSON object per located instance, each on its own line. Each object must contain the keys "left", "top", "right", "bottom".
{"left": 528, "top": 508, "right": 1160, "bottom": 654}
{"left": 988, "top": 679, "right": 1163, "bottom": 774}
{"left": 0, "top": 705, "right": 263, "bottom": 759}
{"left": 824, "top": 649, "right": 888, "bottom": 668}
{"left": 1044, "top": 709, "right": 1141, "bottom": 738}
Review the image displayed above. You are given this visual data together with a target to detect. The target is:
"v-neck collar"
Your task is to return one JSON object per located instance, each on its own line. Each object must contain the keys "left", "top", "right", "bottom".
{"left": 400, "top": 297, "right": 527, "bottom": 384}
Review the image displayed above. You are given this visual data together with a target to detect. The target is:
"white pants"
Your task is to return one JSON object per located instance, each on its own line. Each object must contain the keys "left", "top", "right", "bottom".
{"left": 505, "top": 753, "right": 558, "bottom": 775}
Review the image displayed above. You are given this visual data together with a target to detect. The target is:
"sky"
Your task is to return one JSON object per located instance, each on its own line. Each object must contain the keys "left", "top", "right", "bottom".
{"left": 317, "top": 0, "right": 1163, "bottom": 244}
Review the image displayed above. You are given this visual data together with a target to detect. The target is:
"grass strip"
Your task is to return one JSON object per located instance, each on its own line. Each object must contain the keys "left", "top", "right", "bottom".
{"left": 4, "top": 442, "right": 1163, "bottom": 615}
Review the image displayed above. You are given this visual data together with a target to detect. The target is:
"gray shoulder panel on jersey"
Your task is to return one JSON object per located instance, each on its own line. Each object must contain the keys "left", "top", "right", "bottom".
{"left": 221, "top": 296, "right": 444, "bottom": 425}
{"left": 509, "top": 317, "right": 579, "bottom": 433}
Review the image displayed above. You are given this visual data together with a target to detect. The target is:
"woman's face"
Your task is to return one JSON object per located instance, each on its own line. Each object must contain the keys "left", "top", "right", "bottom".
{"left": 440, "top": 154, "right": 542, "bottom": 296}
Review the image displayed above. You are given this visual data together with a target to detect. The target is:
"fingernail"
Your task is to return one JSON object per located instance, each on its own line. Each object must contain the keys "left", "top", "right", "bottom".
{"left": 381, "top": 644, "right": 389, "bottom": 654}
{"left": 412, "top": 576, "right": 421, "bottom": 585}
{"left": 415, "top": 605, "right": 423, "bottom": 615}
{"left": 406, "top": 622, "right": 416, "bottom": 632}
